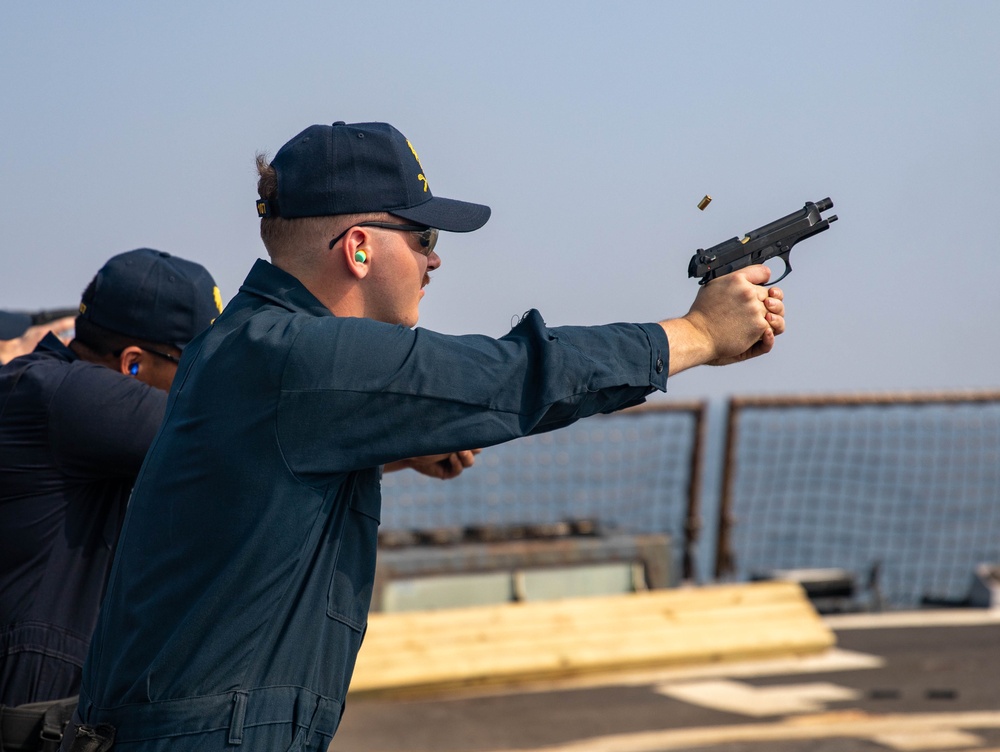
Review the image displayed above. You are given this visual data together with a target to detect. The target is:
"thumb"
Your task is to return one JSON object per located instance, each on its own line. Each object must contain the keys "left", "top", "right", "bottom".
{"left": 741, "top": 264, "right": 773, "bottom": 286}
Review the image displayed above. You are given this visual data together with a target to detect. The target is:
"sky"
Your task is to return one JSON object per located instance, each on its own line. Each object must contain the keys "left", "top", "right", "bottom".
{"left": 2, "top": 1, "right": 998, "bottom": 401}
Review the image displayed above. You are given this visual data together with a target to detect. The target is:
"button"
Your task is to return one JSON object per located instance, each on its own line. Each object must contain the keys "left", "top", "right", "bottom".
{"left": 655, "top": 356, "right": 664, "bottom": 374}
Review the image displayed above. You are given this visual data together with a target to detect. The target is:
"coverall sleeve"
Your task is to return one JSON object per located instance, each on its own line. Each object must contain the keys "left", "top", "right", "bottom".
{"left": 277, "top": 309, "right": 669, "bottom": 479}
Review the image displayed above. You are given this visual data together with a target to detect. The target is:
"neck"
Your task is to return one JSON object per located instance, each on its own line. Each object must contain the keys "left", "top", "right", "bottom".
{"left": 69, "top": 340, "right": 117, "bottom": 369}
{"left": 271, "top": 255, "right": 365, "bottom": 319}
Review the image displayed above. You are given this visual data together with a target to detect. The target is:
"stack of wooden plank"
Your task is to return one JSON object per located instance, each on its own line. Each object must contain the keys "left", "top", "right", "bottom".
{"left": 348, "top": 581, "right": 835, "bottom": 697}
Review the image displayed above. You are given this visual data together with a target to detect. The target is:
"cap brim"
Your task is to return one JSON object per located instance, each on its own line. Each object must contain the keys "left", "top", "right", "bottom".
{"left": 391, "top": 196, "right": 491, "bottom": 233}
{"left": 0, "top": 312, "right": 32, "bottom": 340}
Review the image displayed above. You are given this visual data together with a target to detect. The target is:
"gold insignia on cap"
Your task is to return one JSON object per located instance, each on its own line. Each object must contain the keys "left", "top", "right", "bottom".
{"left": 407, "top": 140, "right": 430, "bottom": 192}
{"left": 213, "top": 286, "right": 223, "bottom": 314}
{"left": 406, "top": 140, "right": 423, "bottom": 168}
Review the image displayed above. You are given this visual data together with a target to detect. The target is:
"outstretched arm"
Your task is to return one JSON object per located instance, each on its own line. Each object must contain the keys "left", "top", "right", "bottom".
{"left": 0, "top": 316, "right": 76, "bottom": 365}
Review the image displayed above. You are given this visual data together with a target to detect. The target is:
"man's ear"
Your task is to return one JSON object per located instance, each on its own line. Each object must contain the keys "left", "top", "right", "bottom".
{"left": 119, "top": 346, "right": 143, "bottom": 376}
{"left": 342, "top": 227, "right": 371, "bottom": 279}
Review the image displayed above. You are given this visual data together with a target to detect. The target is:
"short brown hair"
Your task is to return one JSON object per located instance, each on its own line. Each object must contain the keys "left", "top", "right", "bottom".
{"left": 255, "top": 154, "right": 387, "bottom": 258}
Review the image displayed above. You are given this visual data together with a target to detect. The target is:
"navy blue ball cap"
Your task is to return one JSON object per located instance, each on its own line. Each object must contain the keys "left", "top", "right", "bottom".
{"left": 0, "top": 311, "right": 32, "bottom": 340}
{"left": 78, "top": 248, "right": 223, "bottom": 350}
{"left": 261, "top": 121, "right": 491, "bottom": 233}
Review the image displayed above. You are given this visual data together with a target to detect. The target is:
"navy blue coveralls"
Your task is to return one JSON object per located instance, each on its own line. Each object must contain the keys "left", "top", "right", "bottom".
{"left": 0, "top": 335, "right": 167, "bottom": 707}
{"left": 76, "top": 259, "right": 670, "bottom": 751}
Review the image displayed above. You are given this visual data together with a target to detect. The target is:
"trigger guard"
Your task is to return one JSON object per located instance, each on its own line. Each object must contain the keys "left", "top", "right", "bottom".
{"left": 766, "top": 255, "right": 791, "bottom": 285}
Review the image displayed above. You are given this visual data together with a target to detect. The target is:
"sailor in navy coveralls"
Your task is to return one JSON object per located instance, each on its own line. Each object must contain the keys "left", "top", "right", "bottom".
{"left": 0, "top": 249, "right": 220, "bottom": 709}
{"left": 68, "top": 121, "right": 787, "bottom": 751}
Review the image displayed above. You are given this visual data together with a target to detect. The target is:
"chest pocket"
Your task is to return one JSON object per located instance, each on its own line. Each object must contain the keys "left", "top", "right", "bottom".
{"left": 327, "top": 467, "right": 381, "bottom": 632}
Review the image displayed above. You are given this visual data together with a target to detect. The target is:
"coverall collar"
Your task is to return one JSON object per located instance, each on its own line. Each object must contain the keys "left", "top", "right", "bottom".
{"left": 238, "top": 259, "right": 335, "bottom": 319}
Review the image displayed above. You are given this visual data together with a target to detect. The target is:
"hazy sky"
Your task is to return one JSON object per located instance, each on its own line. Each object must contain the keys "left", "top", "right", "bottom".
{"left": 3, "top": 1, "right": 997, "bottom": 400}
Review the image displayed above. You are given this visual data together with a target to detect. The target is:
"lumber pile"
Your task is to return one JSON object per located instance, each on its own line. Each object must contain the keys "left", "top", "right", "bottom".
{"left": 348, "top": 581, "right": 834, "bottom": 696}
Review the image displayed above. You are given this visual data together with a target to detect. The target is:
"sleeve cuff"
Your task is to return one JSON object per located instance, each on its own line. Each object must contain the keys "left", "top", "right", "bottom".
{"left": 638, "top": 322, "right": 669, "bottom": 392}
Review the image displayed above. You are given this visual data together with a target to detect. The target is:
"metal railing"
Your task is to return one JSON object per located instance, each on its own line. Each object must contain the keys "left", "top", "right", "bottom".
{"left": 379, "top": 390, "right": 1000, "bottom": 610}
{"left": 379, "top": 401, "right": 708, "bottom": 581}
{"left": 716, "top": 391, "right": 1000, "bottom": 608}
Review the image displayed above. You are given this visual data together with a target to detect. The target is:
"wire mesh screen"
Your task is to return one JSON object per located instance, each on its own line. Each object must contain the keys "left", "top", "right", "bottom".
{"left": 380, "top": 404, "right": 703, "bottom": 562}
{"left": 720, "top": 393, "right": 1000, "bottom": 609}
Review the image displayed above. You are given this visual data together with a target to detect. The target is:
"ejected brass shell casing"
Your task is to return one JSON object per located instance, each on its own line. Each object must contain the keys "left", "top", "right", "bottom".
{"left": 697, "top": 195, "right": 712, "bottom": 211}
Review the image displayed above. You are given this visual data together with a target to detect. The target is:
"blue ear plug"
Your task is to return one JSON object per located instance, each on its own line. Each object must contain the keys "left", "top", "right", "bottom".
{"left": 129, "top": 364, "right": 139, "bottom": 376}
{"left": 354, "top": 250, "right": 367, "bottom": 263}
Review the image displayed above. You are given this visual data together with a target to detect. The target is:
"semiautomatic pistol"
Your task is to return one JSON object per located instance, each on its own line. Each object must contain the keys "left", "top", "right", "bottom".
{"left": 688, "top": 198, "right": 837, "bottom": 285}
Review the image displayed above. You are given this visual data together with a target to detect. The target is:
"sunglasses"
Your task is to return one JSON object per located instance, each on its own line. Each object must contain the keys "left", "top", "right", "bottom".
{"left": 114, "top": 346, "right": 181, "bottom": 365}
{"left": 328, "top": 222, "right": 439, "bottom": 256}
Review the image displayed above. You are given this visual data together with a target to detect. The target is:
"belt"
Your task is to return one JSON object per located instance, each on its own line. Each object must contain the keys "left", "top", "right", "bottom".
{"left": 0, "top": 697, "right": 78, "bottom": 752}
{"left": 77, "top": 686, "right": 341, "bottom": 746}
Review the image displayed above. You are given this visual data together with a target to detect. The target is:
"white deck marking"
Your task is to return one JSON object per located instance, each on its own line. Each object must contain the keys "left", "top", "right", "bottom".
{"left": 872, "top": 728, "right": 984, "bottom": 750}
{"left": 480, "top": 710, "right": 1000, "bottom": 752}
{"left": 396, "top": 648, "right": 883, "bottom": 702}
{"left": 655, "top": 679, "right": 861, "bottom": 717}
{"left": 824, "top": 608, "right": 1000, "bottom": 630}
